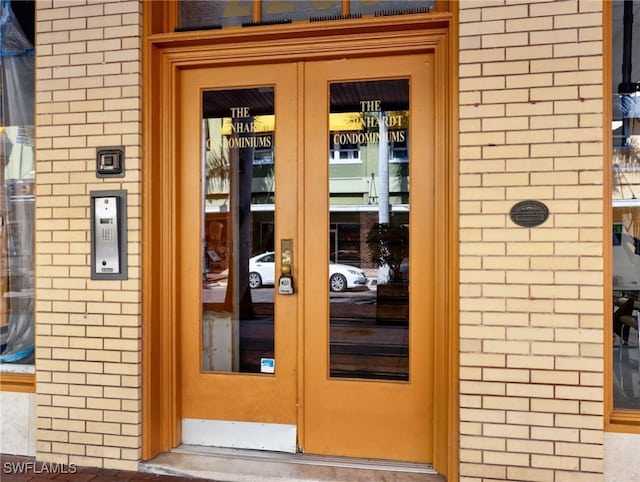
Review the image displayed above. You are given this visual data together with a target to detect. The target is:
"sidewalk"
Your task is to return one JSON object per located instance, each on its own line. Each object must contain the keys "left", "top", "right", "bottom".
{"left": 0, "top": 455, "right": 212, "bottom": 482}
{"left": 2, "top": 450, "right": 444, "bottom": 482}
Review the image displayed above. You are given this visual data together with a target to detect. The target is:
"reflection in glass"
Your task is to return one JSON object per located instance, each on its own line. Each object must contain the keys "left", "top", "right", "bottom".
{"left": 351, "top": 0, "right": 434, "bottom": 16}
{"left": 201, "top": 87, "right": 275, "bottom": 374}
{"left": 179, "top": 0, "right": 436, "bottom": 31}
{"left": 611, "top": 0, "right": 640, "bottom": 410}
{"left": 328, "top": 79, "right": 410, "bottom": 381}
{"left": 0, "top": 1, "right": 35, "bottom": 365}
{"left": 179, "top": 0, "right": 253, "bottom": 30}
{"left": 612, "top": 206, "right": 640, "bottom": 409}
{"left": 262, "top": 0, "right": 341, "bottom": 23}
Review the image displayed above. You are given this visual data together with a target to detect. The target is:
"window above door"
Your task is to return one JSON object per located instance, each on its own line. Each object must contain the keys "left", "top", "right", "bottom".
{"left": 178, "top": 0, "right": 436, "bottom": 31}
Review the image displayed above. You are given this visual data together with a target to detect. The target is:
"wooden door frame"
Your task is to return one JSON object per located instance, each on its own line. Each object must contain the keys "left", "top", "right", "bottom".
{"left": 142, "top": 8, "right": 459, "bottom": 479}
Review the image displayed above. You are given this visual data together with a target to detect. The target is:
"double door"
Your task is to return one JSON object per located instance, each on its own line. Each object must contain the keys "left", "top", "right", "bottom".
{"left": 178, "top": 54, "right": 435, "bottom": 462}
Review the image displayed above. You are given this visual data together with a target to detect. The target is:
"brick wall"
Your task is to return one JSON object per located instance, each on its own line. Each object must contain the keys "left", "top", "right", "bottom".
{"left": 34, "top": 0, "right": 142, "bottom": 470}
{"left": 458, "top": 1, "right": 604, "bottom": 481}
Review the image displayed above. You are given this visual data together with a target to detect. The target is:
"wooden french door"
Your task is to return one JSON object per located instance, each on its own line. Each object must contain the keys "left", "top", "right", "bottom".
{"left": 178, "top": 54, "right": 434, "bottom": 462}
{"left": 302, "top": 55, "right": 434, "bottom": 462}
{"left": 178, "top": 63, "right": 299, "bottom": 436}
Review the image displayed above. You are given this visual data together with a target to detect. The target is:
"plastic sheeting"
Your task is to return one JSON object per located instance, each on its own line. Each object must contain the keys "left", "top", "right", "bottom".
{"left": 0, "top": 0, "right": 34, "bottom": 364}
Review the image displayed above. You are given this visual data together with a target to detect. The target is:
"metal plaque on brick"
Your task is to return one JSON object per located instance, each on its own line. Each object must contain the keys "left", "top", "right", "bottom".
{"left": 509, "top": 200, "right": 549, "bottom": 228}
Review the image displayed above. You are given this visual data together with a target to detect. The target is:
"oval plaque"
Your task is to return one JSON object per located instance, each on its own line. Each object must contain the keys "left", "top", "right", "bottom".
{"left": 509, "top": 200, "right": 549, "bottom": 228}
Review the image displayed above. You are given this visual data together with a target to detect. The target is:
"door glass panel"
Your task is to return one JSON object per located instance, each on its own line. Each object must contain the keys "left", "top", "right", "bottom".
{"left": 262, "top": 0, "right": 341, "bottom": 23}
{"left": 179, "top": 1, "right": 253, "bottom": 30}
{"left": 611, "top": 0, "right": 640, "bottom": 410}
{"left": 178, "top": 0, "right": 436, "bottom": 31}
{"left": 201, "top": 87, "right": 276, "bottom": 374}
{"left": 350, "top": 0, "right": 434, "bottom": 16}
{"left": 328, "top": 79, "right": 410, "bottom": 381}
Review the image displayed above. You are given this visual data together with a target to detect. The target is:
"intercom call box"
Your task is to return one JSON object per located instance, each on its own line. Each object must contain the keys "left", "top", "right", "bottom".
{"left": 95, "top": 197, "right": 120, "bottom": 273}
{"left": 90, "top": 190, "right": 128, "bottom": 280}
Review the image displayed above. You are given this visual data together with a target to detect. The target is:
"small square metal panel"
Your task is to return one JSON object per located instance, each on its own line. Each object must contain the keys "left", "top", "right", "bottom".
{"left": 96, "top": 146, "right": 125, "bottom": 178}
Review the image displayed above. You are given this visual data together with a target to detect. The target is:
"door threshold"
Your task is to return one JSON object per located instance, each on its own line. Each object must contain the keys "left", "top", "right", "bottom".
{"left": 140, "top": 445, "right": 445, "bottom": 482}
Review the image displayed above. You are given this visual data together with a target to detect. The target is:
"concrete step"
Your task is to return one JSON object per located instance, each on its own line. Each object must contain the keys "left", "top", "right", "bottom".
{"left": 141, "top": 445, "right": 446, "bottom": 482}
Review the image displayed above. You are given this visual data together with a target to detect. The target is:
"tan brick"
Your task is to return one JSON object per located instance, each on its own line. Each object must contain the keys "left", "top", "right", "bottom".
{"left": 483, "top": 88, "right": 529, "bottom": 104}
{"left": 121, "top": 448, "right": 142, "bottom": 461}
{"left": 507, "top": 439, "right": 554, "bottom": 456}
{"left": 86, "top": 445, "right": 121, "bottom": 459}
{"left": 532, "top": 454, "right": 579, "bottom": 471}
{"left": 531, "top": 313, "right": 579, "bottom": 328}
{"left": 485, "top": 60, "right": 530, "bottom": 76}
{"left": 103, "top": 410, "right": 139, "bottom": 424}
{"left": 507, "top": 355, "right": 554, "bottom": 370}
{"left": 483, "top": 256, "right": 529, "bottom": 270}
{"left": 507, "top": 16, "right": 553, "bottom": 33}
{"left": 506, "top": 327, "right": 554, "bottom": 341}
{"left": 459, "top": 214, "right": 507, "bottom": 228}
{"left": 460, "top": 381, "right": 505, "bottom": 396}
{"left": 482, "top": 4, "right": 529, "bottom": 21}
{"left": 534, "top": 1, "right": 580, "bottom": 16}
{"left": 482, "top": 171, "right": 529, "bottom": 185}
{"left": 532, "top": 427, "right": 580, "bottom": 443}
{"left": 482, "top": 116, "right": 529, "bottom": 131}
{"left": 484, "top": 340, "right": 530, "bottom": 355}
{"left": 508, "top": 467, "right": 555, "bottom": 482}
{"left": 87, "top": 397, "right": 122, "bottom": 411}
{"left": 104, "top": 339, "right": 139, "bottom": 351}
{"left": 459, "top": 462, "right": 506, "bottom": 480}
{"left": 460, "top": 103, "right": 506, "bottom": 119}
{"left": 484, "top": 450, "right": 530, "bottom": 466}
{"left": 483, "top": 395, "right": 528, "bottom": 411}
{"left": 507, "top": 383, "right": 554, "bottom": 399}
{"left": 532, "top": 342, "right": 579, "bottom": 357}
{"left": 460, "top": 353, "right": 506, "bottom": 368}
{"left": 459, "top": 449, "right": 481, "bottom": 464}
{"left": 580, "top": 372, "right": 604, "bottom": 388}
{"left": 483, "top": 423, "right": 530, "bottom": 439}
{"left": 103, "top": 434, "right": 140, "bottom": 448}
{"left": 460, "top": 421, "right": 482, "bottom": 437}
{"left": 87, "top": 350, "right": 121, "bottom": 363}
{"left": 506, "top": 45, "right": 553, "bottom": 61}
{"left": 460, "top": 297, "right": 507, "bottom": 312}
{"left": 482, "top": 284, "right": 529, "bottom": 298}
{"left": 460, "top": 436, "right": 505, "bottom": 450}
{"left": 460, "top": 131, "right": 506, "bottom": 147}
{"left": 104, "top": 387, "right": 139, "bottom": 400}
{"left": 507, "top": 101, "right": 554, "bottom": 117}
{"left": 506, "top": 270, "right": 555, "bottom": 284}
{"left": 461, "top": 395, "right": 482, "bottom": 409}
{"left": 69, "top": 385, "right": 103, "bottom": 398}
{"left": 460, "top": 159, "right": 506, "bottom": 173}
{"left": 579, "top": 458, "right": 604, "bottom": 474}
{"left": 459, "top": 7, "right": 481, "bottom": 23}
{"left": 507, "top": 129, "right": 554, "bottom": 144}
{"left": 532, "top": 29, "right": 579, "bottom": 46}
{"left": 529, "top": 284, "right": 578, "bottom": 299}
{"left": 555, "top": 385, "right": 603, "bottom": 401}
{"left": 51, "top": 395, "right": 86, "bottom": 409}
{"left": 51, "top": 419, "right": 85, "bottom": 433}
{"left": 52, "top": 372, "right": 86, "bottom": 385}
{"left": 555, "top": 441, "right": 602, "bottom": 460}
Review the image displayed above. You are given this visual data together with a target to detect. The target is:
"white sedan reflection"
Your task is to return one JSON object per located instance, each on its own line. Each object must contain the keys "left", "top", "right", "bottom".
{"left": 248, "top": 251, "right": 367, "bottom": 292}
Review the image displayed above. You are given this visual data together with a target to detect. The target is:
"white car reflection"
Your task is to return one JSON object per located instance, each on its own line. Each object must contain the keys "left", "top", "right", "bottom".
{"left": 248, "top": 251, "right": 367, "bottom": 292}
